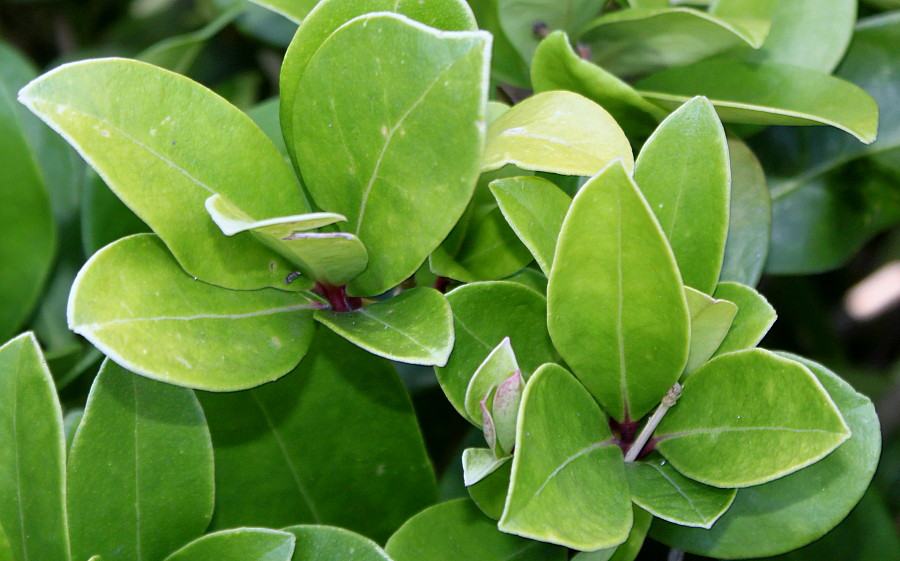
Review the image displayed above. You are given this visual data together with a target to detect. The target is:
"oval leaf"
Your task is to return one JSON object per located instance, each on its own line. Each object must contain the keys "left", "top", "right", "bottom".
{"left": 68, "top": 360, "right": 214, "bottom": 561}
{"left": 165, "top": 529, "right": 295, "bottom": 561}
{"left": 683, "top": 287, "right": 737, "bottom": 376}
{"left": 283, "top": 526, "right": 391, "bottom": 561}
{"left": 548, "top": 161, "right": 690, "bottom": 421}
{"left": 712, "top": 281, "right": 776, "bottom": 356}
{"left": 68, "top": 234, "right": 319, "bottom": 391}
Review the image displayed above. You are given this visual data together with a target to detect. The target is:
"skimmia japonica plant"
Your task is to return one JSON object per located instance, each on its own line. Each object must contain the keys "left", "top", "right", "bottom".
{"left": 0, "top": 0, "right": 893, "bottom": 560}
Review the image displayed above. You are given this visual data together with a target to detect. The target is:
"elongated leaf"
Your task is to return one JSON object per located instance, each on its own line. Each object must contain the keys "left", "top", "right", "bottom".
{"left": 247, "top": 0, "right": 318, "bottom": 23}
{"left": 284, "top": 526, "right": 391, "bottom": 561}
{"left": 68, "top": 234, "right": 319, "bottom": 391}
{"left": 548, "top": 161, "right": 690, "bottom": 421}
{"left": 315, "top": 287, "right": 453, "bottom": 366}
{"left": 637, "top": 59, "right": 879, "bottom": 143}
{"left": 293, "top": 14, "right": 489, "bottom": 296}
{"left": 652, "top": 354, "right": 881, "bottom": 558}
{"left": 386, "top": 499, "right": 565, "bottom": 561}
{"left": 464, "top": 337, "right": 518, "bottom": 425}
{"left": 463, "top": 448, "right": 511, "bottom": 486}
{"left": 720, "top": 137, "right": 770, "bottom": 286}
{"left": 68, "top": 360, "right": 214, "bottom": 561}
{"left": 139, "top": 5, "right": 242, "bottom": 73}
{"left": 496, "top": 0, "right": 606, "bottom": 63}
{"left": 20, "top": 58, "right": 309, "bottom": 290}
{"left": 206, "top": 194, "right": 344, "bottom": 236}
{"left": 684, "top": 287, "right": 737, "bottom": 375}
{"left": 490, "top": 175, "right": 572, "bottom": 275}
{"left": 712, "top": 282, "right": 776, "bottom": 355}
{"left": 634, "top": 96, "right": 730, "bottom": 293}
{"left": 437, "top": 281, "right": 557, "bottom": 422}
{"left": 0, "top": 333, "right": 70, "bottom": 561}
{"left": 580, "top": 8, "right": 770, "bottom": 77}
{"left": 655, "top": 349, "right": 850, "bottom": 487}
{"left": 198, "top": 328, "right": 436, "bottom": 543}
{"left": 482, "top": 91, "right": 634, "bottom": 176}
{"left": 500, "top": 364, "right": 631, "bottom": 550}
{"left": 165, "top": 529, "right": 295, "bottom": 561}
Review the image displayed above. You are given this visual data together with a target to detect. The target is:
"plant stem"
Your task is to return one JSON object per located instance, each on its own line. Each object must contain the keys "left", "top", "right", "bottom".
{"left": 624, "top": 383, "right": 682, "bottom": 462}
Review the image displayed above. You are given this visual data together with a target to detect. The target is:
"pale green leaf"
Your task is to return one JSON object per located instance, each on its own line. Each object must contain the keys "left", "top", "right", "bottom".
{"left": 500, "top": 364, "right": 631, "bottom": 550}
{"left": 315, "top": 287, "right": 453, "bottom": 366}
{"left": 712, "top": 281, "right": 776, "bottom": 355}
{"left": 655, "top": 349, "right": 850, "bottom": 487}
{"left": 68, "top": 234, "right": 319, "bottom": 391}
{"left": 547, "top": 161, "right": 690, "bottom": 421}
{"left": 205, "top": 194, "right": 344, "bottom": 236}
{"left": 468, "top": 453, "right": 512, "bottom": 520}
{"left": 68, "top": 360, "right": 214, "bottom": 561}
{"left": 496, "top": 0, "right": 606, "bottom": 63}
{"left": 482, "top": 91, "right": 634, "bottom": 176}
{"left": 573, "top": 505, "right": 652, "bottom": 561}
{"left": 683, "top": 287, "right": 737, "bottom": 375}
{"left": 464, "top": 337, "right": 518, "bottom": 425}
{"left": 165, "top": 529, "right": 295, "bottom": 561}
{"left": 463, "top": 448, "right": 511, "bottom": 486}
{"left": 284, "top": 526, "right": 391, "bottom": 561}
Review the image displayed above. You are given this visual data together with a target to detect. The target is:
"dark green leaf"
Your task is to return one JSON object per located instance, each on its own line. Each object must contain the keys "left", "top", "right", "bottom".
{"left": 165, "top": 529, "right": 295, "bottom": 561}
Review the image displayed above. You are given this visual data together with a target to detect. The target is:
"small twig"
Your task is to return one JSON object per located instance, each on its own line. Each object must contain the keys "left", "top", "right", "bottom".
{"left": 624, "top": 383, "right": 682, "bottom": 462}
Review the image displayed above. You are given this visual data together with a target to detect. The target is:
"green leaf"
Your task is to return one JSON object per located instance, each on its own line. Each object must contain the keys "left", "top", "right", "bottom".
{"left": 386, "top": 498, "right": 566, "bottom": 561}
{"left": 720, "top": 136, "right": 770, "bottom": 286}
{"left": 205, "top": 194, "right": 344, "bottom": 236}
{"left": 198, "top": 328, "right": 437, "bottom": 543}
{"left": 490, "top": 175, "right": 572, "bottom": 276}
{"left": 467, "top": 0, "right": 530, "bottom": 87}
{"left": 530, "top": 31, "right": 665, "bottom": 139}
{"left": 0, "top": 333, "right": 70, "bottom": 561}
{"left": 634, "top": 96, "right": 730, "bottom": 294}
{"left": 68, "top": 360, "right": 214, "bottom": 561}
{"left": 139, "top": 5, "right": 243, "bottom": 74}
{"left": 68, "top": 234, "right": 318, "bottom": 391}
{"left": 165, "top": 529, "right": 295, "bottom": 561}
{"left": 247, "top": 97, "right": 292, "bottom": 159}
{"left": 463, "top": 448, "right": 511, "bottom": 486}
{"left": 81, "top": 170, "right": 150, "bottom": 256}
{"left": 292, "top": 13, "right": 490, "bottom": 296}
{"left": 467, "top": 453, "right": 513, "bottom": 520}
{"left": 547, "top": 161, "right": 690, "bottom": 421}
{"left": 500, "top": 364, "right": 631, "bottom": 550}
{"left": 283, "top": 526, "right": 391, "bottom": 561}
{"left": 712, "top": 281, "right": 776, "bottom": 356}
{"left": 0, "top": 526, "right": 11, "bottom": 561}
{"left": 482, "top": 91, "right": 634, "bottom": 176}
{"left": 247, "top": 0, "right": 319, "bottom": 23}
{"left": 315, "top": 287, "right": 453, "bottom": 366}
{"left": 655, "top": 349, "right": 850, "bottom": 487}
{"left": 636, "top": 59, "right": 879, "bottom": 144}
{"left": 652, "top": 354, "right": 882, "bottom": 558}
{"left": 464, "top": 337, "right": 518, "bottom": 426}
{"left": 580, "top": 8, "right": 770, "bottom": 77}
{"left": 496, "top": 0, "right": 606, "bottom": 63}
{"left": 436, "top": 281, "right": 557, "bottom": 422}
{"left": 683, "top": 287, "right": 737, "bottom": 375}
{"left": 627, "top": 453, "right": 736, "bottom": 528}
{"left": 20, "top": 58, "right": 309, "bottom": 290}
{"left": 572, "top": 505, "right": 653, "bottom": 561}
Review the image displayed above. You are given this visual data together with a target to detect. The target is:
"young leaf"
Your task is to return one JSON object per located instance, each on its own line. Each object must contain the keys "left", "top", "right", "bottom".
{"left": 490, "top": 175, "right": 572, "bottom": 276}
{"left": 500, "top": 364, "right": 632, "bottom": 550}
{"left": 482, "top": 91, "right": 634, "bottom": 176}
{"left": 547, "top": 161, "right": 690, "bottom": 421}
{"left": 652, "top": 354, "right": 881, "bottom": 558}
{"left": 634, "top": 96, "right": 731, "bottom": 294}
{"left": 19, "top": 58, "right": 309, "bottom": 290}
{"left": 386, "top": 499, "right": 566, "bottom": 561}
{"left": 462, "top": 447, "right": 511, "bottom": 486}
{"left": 164, "top": 529, "right": 295, "bottom": 561}
{"left": 0, "top": 333, "right": 70, "bottom": 561}
{"left": 293, "top": 13, "right": 490, "bottom": 296}
{"left": 655, "top": 349, "right": 850, "bottom": 488}
{"left": 493, "top": 372, "right": 523, "bottom": 454}
{"left": 626, "top": 454, "right": 736, "bottom": 528}
{"left": 315, "top": 287, "right": 453, "bottom": 366}
{"left": 496, "top": 0, "right": 606, "bottom": 63}
{"left": 205, "top": 194, "right": 344, "bottom": 236}
{"left": 683, "top": 287, "right": 737, "bottom": 376}
{"left": 283, "top": 526, "right": 391, "bottom": 561}
{"left": 68, "top": 234, "right": 319, "bottom": 391}
{"left": 464, "top": 337, "right": 518, "bottom": 425}
{"left": 468, "top": 454, "right": 513, "bottom": 520}
{"left": 437, "top": 281, "right": 557, "bottom": 422}
{"left": 712, "top": 281, "right": 776, "bottom": 355}
{"left": 198, "top": 328, "right": 437, "bottom": 543}
{"left": 68, "top": 360, "right": 214, "bottom": 561}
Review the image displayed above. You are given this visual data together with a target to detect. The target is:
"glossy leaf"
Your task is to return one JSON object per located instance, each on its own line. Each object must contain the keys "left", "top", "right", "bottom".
{"left": 284, "top": 526, "right": 391, "bottom": 561}
{"left": 386, "top": 499, "right": 566, "bottom": 561}
{"left": 683, "top": 287, "right": 737, "bottom": 375}
{"left": 482, "top": 91, "right": 634, "bottom": 176}
{"left": 0, "top": 333, "right": 70, "bottom": 561}
{"left": 198, "top": 328, "right": 437, "bottom": 543}
{"left": 627, "top": 453, "right": 736, "bottom": 528}
{"left": 637, "top": 59, "right": 879, "bottom": 144}
{"left": 720, "top": 137, "right": 770, "bottom": 286}
{"left": 315, "top": 287, "right": 453, "bottom": 366}
{"left": 652, "top": 355, "right": 881, "bottom": 558}
{"left": 293, "top": 13, "right": 490, "bottom": 296}
{"left": 464, "top": 337, "right": 518, "bottom": 426}
{"left": 634, "top": 96, "right": 730, "bottom": 294}
{"left": 496, "top": 0, "right": 606, "bottom": 63}
{"left": 68, "top": 360, "right": 214, "bottom": 561}
{"left": 68, "top": 234, "right": 319, "bottom": 391}
{"left": 490, "top": 175, "right": 572, "bottom": 275}
{"left": 655, "top": 349, "right": 850, "bottom": 487}
{"left": 547, "top": 161, "right": 690, "bottom": 421}
{"left": 436, "top": 281, "right": 557, "bottom": 422}
{"left": 462, "top": 448, "right": 511, "bottom": 486}
{"left": 500, "top": 364, "right": 631, "bottom": 550}
{"left": 580, "top": 8, "right": 770, "bottom": 77}
{"left": 165, "top": 529, "right": 295, "bottom": 561}
{"left": 20, "top": 58, "right": 309, "bottom": 290}
{"left": 712, "top": 281, "right": 776, "bottom": 356}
